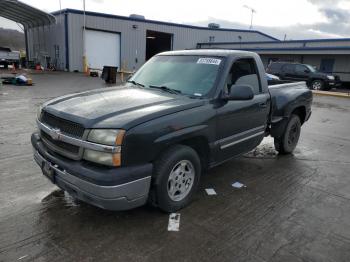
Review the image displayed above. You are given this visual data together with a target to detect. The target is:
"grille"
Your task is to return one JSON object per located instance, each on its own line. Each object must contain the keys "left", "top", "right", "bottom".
{"left": 41, "top": 131, "right": 80, "bottom": 155}
{"left": 41, "top": 111, "right": 85, "bottom": 138}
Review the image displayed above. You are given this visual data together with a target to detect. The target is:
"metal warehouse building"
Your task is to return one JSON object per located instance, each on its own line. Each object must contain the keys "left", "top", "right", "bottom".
{"left": 25, "top": 9, "right": 277, "bottom": 72}
{"left": 198, "top": 39, "right": 350, "bottom": 83}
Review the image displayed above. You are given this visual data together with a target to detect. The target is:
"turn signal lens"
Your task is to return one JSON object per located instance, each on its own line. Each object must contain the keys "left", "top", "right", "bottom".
{"left": 112, "top": 153, "right": 121, "bottom": 167}
{"left": 115, "top": 130, "right": 125, "bottom": 146}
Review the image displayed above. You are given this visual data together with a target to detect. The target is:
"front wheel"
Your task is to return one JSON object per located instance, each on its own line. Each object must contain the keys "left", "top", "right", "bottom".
{"left": 274, "top": 114, "right": 301, "bottom": 154}
{"left": 149, "top": 145, "right": 201, "bottom": 212}
{"left": 311, "top": 80, "right": 324, "bottom": 90}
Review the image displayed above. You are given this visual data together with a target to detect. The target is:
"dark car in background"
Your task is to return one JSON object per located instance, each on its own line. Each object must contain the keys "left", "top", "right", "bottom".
{"left": 266, "top": 62, "right": 341, "bottom": 90}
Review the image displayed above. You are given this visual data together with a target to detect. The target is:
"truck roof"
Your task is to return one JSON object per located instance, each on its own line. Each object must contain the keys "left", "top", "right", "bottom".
{"left": 158, "top": 49, "right": 257, "bottom": 57}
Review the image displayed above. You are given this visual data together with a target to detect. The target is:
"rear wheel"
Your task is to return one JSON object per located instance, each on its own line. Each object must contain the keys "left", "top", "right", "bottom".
{"left": 274, "top": 114, "right": 301, "bottom": 154}
{"left": 311, "top": 80, "right": 324, "bottom": 90}
{"left": 149, "top": 145, "right": 201, "bottom": 212}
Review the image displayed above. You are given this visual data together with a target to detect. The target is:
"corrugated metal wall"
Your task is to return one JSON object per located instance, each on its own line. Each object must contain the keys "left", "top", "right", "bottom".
{"left": 199, "top": 40, "right": 350, "bottom": 49}
{"left": 66, "top": 12, "right": 274, "bottom": 71}
{"left": 26, "top": 13, "right": 66, "bottom": 70}
{"left": 26, "top": 10, "right": 273, "bottom": 72}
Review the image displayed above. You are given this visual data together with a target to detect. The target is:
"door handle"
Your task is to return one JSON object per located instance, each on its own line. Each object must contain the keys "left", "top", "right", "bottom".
{"left": 259, "top": 102, "right": 267, "bottom": 108}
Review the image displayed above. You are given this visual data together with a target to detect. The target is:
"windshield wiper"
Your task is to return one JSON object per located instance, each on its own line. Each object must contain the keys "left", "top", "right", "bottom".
{"left": 127, "top": 80, "right": 145, "bottom": 88}
{"left": 149, "top": 85, "right": 182, "bottom": 94}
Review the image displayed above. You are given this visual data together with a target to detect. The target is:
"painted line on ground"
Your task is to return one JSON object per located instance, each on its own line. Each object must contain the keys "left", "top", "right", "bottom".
{"left": 312, "top": 90, "right": 350, "bottom": 98}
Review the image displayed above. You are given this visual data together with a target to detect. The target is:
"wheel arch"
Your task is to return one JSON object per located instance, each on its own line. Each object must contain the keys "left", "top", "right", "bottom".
{"left": 178, "top": 136, "right": 210, "bottom": 172}
{"left": 291, "top": 106, "right": 306, "bottom": 125}
{"left": 153, "top": 135, "right": 210, "bottom": 173}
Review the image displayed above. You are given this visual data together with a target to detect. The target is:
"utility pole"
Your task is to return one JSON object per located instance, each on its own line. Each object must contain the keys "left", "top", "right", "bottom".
{"left": 58, "top": 0, "right": 62, "bottom": 23}
{"left": 243, "top": 5, "right": 256, "bottom": 30}
{"left": 83, "top": 0, "right": 87, "bottom": 73}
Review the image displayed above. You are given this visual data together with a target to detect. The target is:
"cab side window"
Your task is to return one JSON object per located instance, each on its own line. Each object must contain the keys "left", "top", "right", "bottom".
{"left": 224, "top": 58, "right": 261, "bottom": 95}
{"left": 295, "top": 65, "right": 307, "bottom": 73}
{"left": 282, "top": 64, "right": 295, "bottom": 73}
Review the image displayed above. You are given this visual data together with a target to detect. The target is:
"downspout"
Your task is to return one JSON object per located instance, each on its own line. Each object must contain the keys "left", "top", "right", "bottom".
{"left": 64, "top": 11, "right": 70, "bottom": 71}
{"left": 24, "top": 27, "right": 29, "bottom": 67}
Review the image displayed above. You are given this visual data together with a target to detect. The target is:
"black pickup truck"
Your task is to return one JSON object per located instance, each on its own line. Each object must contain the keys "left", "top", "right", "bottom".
{"left": 266, "top": 61, "right": 341, "bottom": 90}
{"left": 32, "top": 50, "right": 312, "bottom": 212}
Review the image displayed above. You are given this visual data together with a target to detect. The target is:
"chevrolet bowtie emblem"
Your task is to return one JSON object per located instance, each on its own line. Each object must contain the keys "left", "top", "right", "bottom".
{"left": 50, "top": 128, "right": 61, "bottom": 140}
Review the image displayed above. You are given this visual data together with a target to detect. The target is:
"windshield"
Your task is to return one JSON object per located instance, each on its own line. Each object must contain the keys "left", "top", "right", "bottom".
{"left": 128, "top": 55, "right": 223, "bottom": 96}
{"left": 304, "top": 64, "right": 317, "bottom": 73}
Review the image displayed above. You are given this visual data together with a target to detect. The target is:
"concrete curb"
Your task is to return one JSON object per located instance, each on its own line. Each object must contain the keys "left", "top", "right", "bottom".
{"left": 312, "top": 90, "right": 350, "bottom": 98}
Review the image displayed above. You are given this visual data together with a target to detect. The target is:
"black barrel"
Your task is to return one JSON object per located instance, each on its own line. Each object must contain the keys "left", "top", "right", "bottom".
{"left": 101, "top": 66, "right": 118, "bottom": 84}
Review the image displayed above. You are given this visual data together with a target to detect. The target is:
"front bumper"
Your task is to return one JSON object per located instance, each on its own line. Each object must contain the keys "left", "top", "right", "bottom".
{"left": 325, "top": 80, "right": 342, "bottom": 88}
{"left": 32, "top": 132, "right": 153, "bottom": 211}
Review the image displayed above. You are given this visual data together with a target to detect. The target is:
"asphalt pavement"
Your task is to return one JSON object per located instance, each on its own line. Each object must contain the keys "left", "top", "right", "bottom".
{"left": 0, "top": 72, "right": 349, "bottom": 262}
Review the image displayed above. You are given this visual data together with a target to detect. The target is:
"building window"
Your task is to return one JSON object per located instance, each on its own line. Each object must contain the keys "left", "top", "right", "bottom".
{"left": 209, "top": 36, "right": 215, "bottom": 42}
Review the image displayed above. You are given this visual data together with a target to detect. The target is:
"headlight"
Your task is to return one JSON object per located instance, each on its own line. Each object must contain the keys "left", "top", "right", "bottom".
{"left": 84, "top": 129, "right": 125, "bottom": 166}
{"left": 327, "top": 75, "right": 335, "bottom": 80}
{"left": 87, "top": 129, "right": 125, "bottom": 146}
{"left": 37, "top": 105, "right": 43, "bottom": 120}
{"left": 83, "top": 149, "right": 121, "bottom": 167}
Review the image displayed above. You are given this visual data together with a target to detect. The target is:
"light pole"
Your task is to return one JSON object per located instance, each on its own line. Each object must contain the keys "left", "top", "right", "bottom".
{"left": 243, "top": 5, "right": 256, "bottom": 30}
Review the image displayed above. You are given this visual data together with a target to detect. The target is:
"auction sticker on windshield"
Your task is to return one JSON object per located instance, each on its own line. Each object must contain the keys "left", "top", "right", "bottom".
{"left": 197, "top": 58, "right": 221, "bottom": 65}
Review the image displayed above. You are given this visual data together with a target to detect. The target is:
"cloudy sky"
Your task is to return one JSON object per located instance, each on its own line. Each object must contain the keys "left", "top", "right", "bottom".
{"left": 1, "top": 0, "right": 350, "bottom": 40}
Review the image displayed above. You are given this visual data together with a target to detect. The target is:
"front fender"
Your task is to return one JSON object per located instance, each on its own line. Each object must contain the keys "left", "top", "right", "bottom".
{"left": 154, "top": 125, "right": 208, "bottom": 144}
{"left": 122, "top": 103, "right": 216, "bottom": 166}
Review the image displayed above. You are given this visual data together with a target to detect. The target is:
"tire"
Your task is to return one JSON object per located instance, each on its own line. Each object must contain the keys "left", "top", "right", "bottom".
{"left": 149, "top": 145, "right": 201, "bottom": 212}
{"left": 311, "top": 80, "right": 324, "bottom": 90}
{"left": 274, "top": 114, "right": 301, "bottom": 154}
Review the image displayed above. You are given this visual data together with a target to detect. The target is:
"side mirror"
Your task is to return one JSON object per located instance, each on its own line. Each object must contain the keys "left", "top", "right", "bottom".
{"left": 304, "top": 69, "right": 310, "bottom": 73}
{"left": 224, "top": 85, "right": 254, "bottom": 101}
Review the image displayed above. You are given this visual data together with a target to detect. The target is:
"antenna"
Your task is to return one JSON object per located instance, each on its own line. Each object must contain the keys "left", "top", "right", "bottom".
{"left": 243, "top": 5, "right": 256, "bottom": 30}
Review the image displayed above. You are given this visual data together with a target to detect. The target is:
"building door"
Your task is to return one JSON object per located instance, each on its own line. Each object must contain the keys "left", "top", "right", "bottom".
{"left": 320, "top": 59, "right": 335, "bottom": 73}
{"left": 85, "top": 29, "right": 121, "bottom": 70}
{"left": 146, "top": 30, "right": 173, "bottom": 61}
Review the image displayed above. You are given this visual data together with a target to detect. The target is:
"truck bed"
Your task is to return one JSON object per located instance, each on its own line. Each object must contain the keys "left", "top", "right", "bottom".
{"left": 267, "top": 81, "right": 312, "bottom": 137}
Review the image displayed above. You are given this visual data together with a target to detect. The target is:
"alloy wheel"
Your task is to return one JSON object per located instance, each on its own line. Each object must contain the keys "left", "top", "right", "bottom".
{"left": 167, "top": 160, "right": 195, "bottom": 202}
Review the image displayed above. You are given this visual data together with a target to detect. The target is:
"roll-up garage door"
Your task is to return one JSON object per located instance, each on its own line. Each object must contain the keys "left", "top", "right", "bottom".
{"left": 85, "top": 30, "right": 120, "bottom": 70}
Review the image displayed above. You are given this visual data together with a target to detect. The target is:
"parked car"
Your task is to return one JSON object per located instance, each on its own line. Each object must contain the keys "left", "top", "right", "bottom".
{"left": 32, "top": 50, "right": 312, "bottom": 212}
{"left": 266, "top": 61, "right": 341, "bottom": 90}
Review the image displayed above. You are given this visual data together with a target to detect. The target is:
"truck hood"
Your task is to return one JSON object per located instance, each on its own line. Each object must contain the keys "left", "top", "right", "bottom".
{"left": 43, "top": 86, "right": 205, "bottom": 129}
